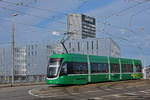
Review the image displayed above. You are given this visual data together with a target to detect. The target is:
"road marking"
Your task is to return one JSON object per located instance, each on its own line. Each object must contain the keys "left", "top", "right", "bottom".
{"left": 89, "top": 97, "right": 103, "bottom": 100}
{"left": 139, "top": 91, "right": 145, "bottom": 93}
{"left": 42, "top": 94, "right": 67, "bottom": 98}
{"left": 101, "top": 93, "right": 126, "bottom": 98}
{"left": 41, "top": 89, "right": 62, "bottom": 92}
{"left": 101, "top": 94, "right": 116, "bottom": 97}
{"left": 86, "top": 90, "right": 101, "bottom": 93}
{"left": 110, "top": 94, "right": 122, "bottom": 97}
{"left": 139, "top": 91, "right": 150, "bottom": 94}
{"left": 28, "top": 87, "right": 150, "bottom": 99}
{"left": 124, "top": 92, "right": 137, "bottom": 96}
{"left": 28, "top": 89, "right": 39, "bottom": 97}
{"left": 28, "top": 88, "right": 103, "bottom": 98}
{"left": 28, "top": 89, "right": 68, "bottom": 98}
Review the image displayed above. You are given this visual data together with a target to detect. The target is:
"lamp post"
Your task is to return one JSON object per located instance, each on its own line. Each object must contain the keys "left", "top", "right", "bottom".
{"left": 11, "top": 13, "right": 18, "bottom": 87}
{"left": 137, "top": 46, "right": 146, "bottom": 79}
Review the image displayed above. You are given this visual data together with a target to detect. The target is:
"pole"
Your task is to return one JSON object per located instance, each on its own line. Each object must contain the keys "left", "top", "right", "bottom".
{"left": 11, "top": 22, "right": 15, "bottom": 87}
{"left": 138, "top": 46, "right": 146, "bottom": 79}
{"left": 87, "top": 55, "right": 91, "bottom": 83}
{"left": 96, "top": 40, "right": 98, "bottom": 56}
{"left": 108, "top": 56, "right": 111, "bottom": 80}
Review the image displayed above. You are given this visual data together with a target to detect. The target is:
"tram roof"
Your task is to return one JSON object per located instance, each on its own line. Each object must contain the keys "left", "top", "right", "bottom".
{"left": 50, "top": 53, "right": 141, "bottom": 64}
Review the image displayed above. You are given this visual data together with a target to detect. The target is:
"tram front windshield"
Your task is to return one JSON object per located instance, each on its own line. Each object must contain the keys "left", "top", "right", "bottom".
{"left": 47, "top": 58, "right": 62, "bottom": 78}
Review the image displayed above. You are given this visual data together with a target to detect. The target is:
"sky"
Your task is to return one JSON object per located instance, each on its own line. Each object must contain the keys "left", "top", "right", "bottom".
{"left": 0, "top": 0, "right": 150, "bottom": 66}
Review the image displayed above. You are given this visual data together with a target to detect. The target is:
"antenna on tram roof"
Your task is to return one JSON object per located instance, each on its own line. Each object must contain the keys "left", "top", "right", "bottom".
{"left": 60, "top": 32, "right": 74, "bottom": 54}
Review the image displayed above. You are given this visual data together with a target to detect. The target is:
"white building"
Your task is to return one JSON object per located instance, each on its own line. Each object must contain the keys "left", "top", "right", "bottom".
{"left": 143, "top": 66, "right": 150, "bottom": 79}
{"left": 14, "top": 47, "right": 27, "bottom": 76}
{"left": 67, "top": 14, "right": 96, "bottom": 39}
{"left": 15, "top": 44, "right": 52, "bottom": 76}
{"left": 55, "top": 38, "right": 121, "bottom": 57}
{"left": 0, "top": 43, "right": 53, "bottom": 76}
{"left": 0, "top": 43, "right": 53, "bottom": 82}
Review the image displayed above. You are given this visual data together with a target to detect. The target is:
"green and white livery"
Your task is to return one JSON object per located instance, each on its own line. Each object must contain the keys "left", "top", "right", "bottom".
{"left": 46, "top": 53, "right": 142, "bottom": 85}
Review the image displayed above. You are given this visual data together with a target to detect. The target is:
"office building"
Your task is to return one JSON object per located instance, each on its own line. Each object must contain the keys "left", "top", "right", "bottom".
{"left": 67, "top": 14, "right": 96, "bottom": 39}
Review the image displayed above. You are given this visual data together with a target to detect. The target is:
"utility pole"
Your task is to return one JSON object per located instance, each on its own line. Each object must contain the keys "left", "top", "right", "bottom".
{"left": 11, "top": 22, "right": 15, "bottom": 87}
{"left": 11, "top": 13, "right": 18, "bottom": 87}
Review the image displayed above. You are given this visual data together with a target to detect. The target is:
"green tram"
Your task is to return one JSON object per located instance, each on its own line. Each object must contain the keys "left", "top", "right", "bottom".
{"left": 46, "top": 53, "right": 142, "bottom": 85}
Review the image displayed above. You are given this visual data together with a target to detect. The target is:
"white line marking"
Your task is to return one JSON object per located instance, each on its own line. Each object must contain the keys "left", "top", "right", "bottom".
{"left": 42, "top": 94, "right": 67, "bottom": 98}
{"left": 110, "top": 94, "right": 121, "bottom": 97}
{"left": 139, "top": 91, "right": 145, "bottom": 93}
{"left": 28, "top": 89, "right": 67, "bottom": 98}
{"left": 28, "top": 89, "right": 39, "bottom": 97}
{"left": 89, "top": 97, "right": 103, "bottom": 100}
{"left": 124, "top": 92, "right": 137, "bottom": 96}
{"left": 101, "top": 94, "right": 116, "bottom": 97}
{"left": 139, "top": 91, "right": 150, "bottom": 94}
{"left": 86, "top": 90, "right": 101, "bottom": 93}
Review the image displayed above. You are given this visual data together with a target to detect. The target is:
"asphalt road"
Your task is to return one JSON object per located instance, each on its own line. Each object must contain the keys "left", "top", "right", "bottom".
{"left": 0, "top": 80, "right": 150, "bottom": 100}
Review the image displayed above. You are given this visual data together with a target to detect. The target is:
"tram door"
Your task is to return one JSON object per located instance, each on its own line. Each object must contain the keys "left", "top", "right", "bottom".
{"left": 110, "top": 63, "right": 121, "bottom": 81}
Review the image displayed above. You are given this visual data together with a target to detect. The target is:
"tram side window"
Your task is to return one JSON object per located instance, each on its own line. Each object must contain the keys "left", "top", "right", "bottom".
{"left": 91, "top": 63, "right": 98, "bottom": 73}
{"left": 60, "top": 63, "right": 67, "bottom": 75}
{"left": 98, "top": 63, "right": 109, "bottom": 73}
{"left": 91, "top": 63, "right": 109, "bottom": 73}
{"left": 128, "top": 64, "right": 133, "bottom": 72}
{"left": 136, "top": 64, "right": 142, "bottom": 72}
{"left": 81, "top": 63, "right": 88, "bottom": 73}
{"left": 67, "top": 62, "right": 73, "bottom": 74}
{"left": 111, "top": 64, "right": 120, "bottom": 73}
{"left": 67, "top": 62, "right": 88, "bottom": 74}
{"left": 122, "top": 64, "right": 133, "bottom": 73}
{"left": 104, "top": 64, "right": 109, "bottom": 73}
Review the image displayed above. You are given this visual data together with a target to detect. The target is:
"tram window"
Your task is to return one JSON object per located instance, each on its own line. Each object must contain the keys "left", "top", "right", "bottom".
{"left": 129, "top": 64, "right": 133, "bottom": 72}
{"left": 81, "top": 63, "right": 88, "bottom": 73}
{"left": 67, "top": 62, "right": 73, "bottom": 74}
{"left": 103, "top": 64, "right": 109, "bottom": 73}
{"left": 111, "top": 64, "right": 120, "bottom": 73}
{"left": 135, "top": 64, "right": 142, "bottom": 72}
{"left": 72, "top": 63, "right": 82, "bottom": 74}
{"left": 91, "top": 63, "right": 98, "bottom": 73}
{"left": 97, "top": 64, "right": 101, "bottom": 72}
{"left": 60, "top": 63, "right": 67, "bottom": 76}
{"left": 122, "top": 64, "right": 127, "bottom": 73}
{"left": 67, "top": 62, "right": 88, "bottom": 74}
{"left": 122, "top": 64, "right": 133, "bottom": 73}
{"left": 91, "top": 63, "right": 108, "bottom": 73}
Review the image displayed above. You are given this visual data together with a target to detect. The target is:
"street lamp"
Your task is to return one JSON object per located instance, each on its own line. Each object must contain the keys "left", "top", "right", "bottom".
{"left": 11, "top": 13, "right": 18, "bottom": 87}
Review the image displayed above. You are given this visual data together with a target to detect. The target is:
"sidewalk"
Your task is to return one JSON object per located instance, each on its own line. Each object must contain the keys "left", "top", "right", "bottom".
{"left": 0, "top": 82, "right": 46, "bottom": 88}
